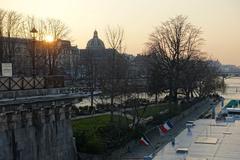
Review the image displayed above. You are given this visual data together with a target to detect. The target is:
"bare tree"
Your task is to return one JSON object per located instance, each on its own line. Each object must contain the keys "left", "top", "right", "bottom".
{"left": 44, "top": 19, "right": 70, "bottom": 75}
{"left": 105, "top": 25, "right": 125, "bottom": 121}
{"left": 147, "top": 15, "right": 203, "bottom": 103}
{"left": 0, "top": 9, "right": 6, "bottom": 37}
{"left": 0, "top": 9, "right": 6, "bottom": 63}
{"left": 45, "top": 18, "right": 70, "bottom": 40}
{"left": 1, "top": 11, "right": 23, "bottom": 64}
{"left": 192, "top": 60, "right": 221, "bottom": 97}
{"left": 105, "top": 25, "right": 124, "bottom": 52}
{"left": 21, "top": 17, "right": 69, "bottom": 75}
{"left": 85, "top": 49, "right": 98, "bottom": 108}
{"left": 147, "top": 56, "right": 167, "bottom": 103}
{"left": 19, "top": 15, "right": 36, "bottom": 39}
{"left": 5, "top": 11, "right": 22, "bottom": 38}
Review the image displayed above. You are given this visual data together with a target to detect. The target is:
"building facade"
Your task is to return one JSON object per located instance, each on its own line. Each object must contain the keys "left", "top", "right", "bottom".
{"left": 0, "top": 37, "right": 80, "bottom": 78}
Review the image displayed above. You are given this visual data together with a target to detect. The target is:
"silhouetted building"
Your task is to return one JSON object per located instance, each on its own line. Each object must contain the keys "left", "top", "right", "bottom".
{"left": 79, "top": 30, "right": 115, "bottom": 80}
{"left": 0, "top": 37, "right": 80, "bottom": 78}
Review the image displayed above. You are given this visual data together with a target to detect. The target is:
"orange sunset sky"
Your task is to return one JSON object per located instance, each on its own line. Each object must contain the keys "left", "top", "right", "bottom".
{"left": 1, "top": 0, "right": 240, "bottom": 65}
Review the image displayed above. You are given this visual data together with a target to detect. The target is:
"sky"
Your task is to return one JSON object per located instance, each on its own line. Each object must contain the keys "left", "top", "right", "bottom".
{"left": 1, "top": 0, "right": 240, "bottom": 65}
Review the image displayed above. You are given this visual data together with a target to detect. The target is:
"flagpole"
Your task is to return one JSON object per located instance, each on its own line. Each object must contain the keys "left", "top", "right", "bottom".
{"left": 143, "top": 133, "right": 155, "bottom": 151}
{"left": 140, "top": 120, "right": 174, "bottom": 158}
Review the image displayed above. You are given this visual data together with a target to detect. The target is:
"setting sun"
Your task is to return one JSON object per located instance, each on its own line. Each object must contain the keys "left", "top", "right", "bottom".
{"left": 45, "top": 35, "right": 54, "bottom": 42}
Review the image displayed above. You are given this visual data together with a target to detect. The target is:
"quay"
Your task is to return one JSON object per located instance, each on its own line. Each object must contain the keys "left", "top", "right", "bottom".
{"left": 118, "top": 98, "right": 219, "bottom": 160}
{"left": 153, "top": 119, "right": 240, "bottom": 160}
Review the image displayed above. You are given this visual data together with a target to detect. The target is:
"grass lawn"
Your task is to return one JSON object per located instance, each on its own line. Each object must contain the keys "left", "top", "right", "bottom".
{"left": 72, "top": 102, "right": 192, "bottom": 154}
{"left": 129, "top": 102, "right": 189, "bottom": 118}
{"left": 128, "top": 103, "right": 173, "bottom": 118}
{"left": 72, "top": 115, "right": 112, "bottom": 131}
{"left": 72, "top": 115, "right": 130, "bottom": 154}
{"left": 72, "top": 115, "right": 129, "bottom": 131}
{"left": 141, "top": 103, "right": 170, "bottom": 118}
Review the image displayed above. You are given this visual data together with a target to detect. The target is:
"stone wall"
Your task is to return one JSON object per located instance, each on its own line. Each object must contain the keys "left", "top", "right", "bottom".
{"left": 0, "top": 105, "right": 77, "bottom": 160}
{"left": 0, "top": 88, "right": 71, "bottom": 99}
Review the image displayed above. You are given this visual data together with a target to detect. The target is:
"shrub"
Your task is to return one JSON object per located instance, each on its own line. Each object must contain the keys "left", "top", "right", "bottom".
{"left": 124, "top": 98, "right": 150, "bottom": 108}
{"left": 72, "top": 115, "right": 131, "bottom": 154}
{"left": 74, "top": 129, "right": 106, "bottom": 154}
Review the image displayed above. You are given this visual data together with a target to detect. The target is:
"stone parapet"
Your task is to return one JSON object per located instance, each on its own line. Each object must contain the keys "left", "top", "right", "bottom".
{"left": 0, "top": 104, "right": 76, "bottom": 160}
{"left": 0, "top": 105, "right": 71, "bottom": 132}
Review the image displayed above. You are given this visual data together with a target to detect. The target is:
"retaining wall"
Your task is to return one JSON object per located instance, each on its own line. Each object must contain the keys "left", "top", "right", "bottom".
{"left": 0, "top": 105, "right": 77, "bottom": 160}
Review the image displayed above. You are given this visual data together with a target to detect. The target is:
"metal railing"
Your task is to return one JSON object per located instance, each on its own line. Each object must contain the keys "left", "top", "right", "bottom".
{"left": 0, "top": 76, "right": 64, "bottom": 91}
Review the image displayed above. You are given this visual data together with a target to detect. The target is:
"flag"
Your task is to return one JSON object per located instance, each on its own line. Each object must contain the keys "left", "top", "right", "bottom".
{"left": 159, "top": 124, "right": 168, "bottom": 134}
{"left": 166, "top": 121, "right": 173, "bottom": 129}
{"left": 159, "top": 121, "right": 173, "bottom": 134}
{"left": 139, "top": 137, "right": 150, "bottom": 146}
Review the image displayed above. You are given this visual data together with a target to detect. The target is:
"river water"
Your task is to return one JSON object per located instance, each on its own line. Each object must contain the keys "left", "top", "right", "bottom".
{"left": 220, "top": 77, "right": 240, "bottom": 100}
{"left": 76, "top": 77, "right": 240, "bottom": 108}
{"left": 75, "top": 92, "right": 155, "bottom": 108}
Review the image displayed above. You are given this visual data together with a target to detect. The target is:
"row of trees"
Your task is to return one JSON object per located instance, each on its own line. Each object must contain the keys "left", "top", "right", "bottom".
{"left": 0, "top": 9, "right": 69, "bottom": 41}
{"left": 0, "top": 8, "right": 70, "bottom": 75}
{"left": 83, "top": 16, "right": 221, "bottom": 120}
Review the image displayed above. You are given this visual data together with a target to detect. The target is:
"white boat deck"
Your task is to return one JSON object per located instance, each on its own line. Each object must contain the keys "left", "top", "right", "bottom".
{"left": 153, "top": 119, "right": 240, "bottom": 160}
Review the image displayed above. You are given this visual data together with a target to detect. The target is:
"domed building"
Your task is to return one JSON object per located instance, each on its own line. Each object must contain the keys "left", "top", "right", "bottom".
{"left": 79, "top": 30, "right": 114, "bottom": 80}
{"left": 86, "top": 30, "right": 105, "bottom": 50}
{"left": 78, "top": 30, "right": 146, "bottom": 90}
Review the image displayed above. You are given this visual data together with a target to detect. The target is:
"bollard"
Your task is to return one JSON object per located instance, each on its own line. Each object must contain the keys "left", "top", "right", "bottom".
{"left": 186, "top": 123, "right": 192, "bottom": 135}
{"left": 144, "top": 154, "right": 153, "bottom": 160}
{"left": 211, "top": 102, "right": 216, "bottom": 119}
{"left": 171, "top": 137, "right": 175, "bottom": 146}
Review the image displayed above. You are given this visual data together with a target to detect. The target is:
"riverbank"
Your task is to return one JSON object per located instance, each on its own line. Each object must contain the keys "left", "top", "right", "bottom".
{"left": 72, "top": 103, "right": 170, "bottom": 157}
{"left": 73, "top": 97, "right": 219, "bottom": 160}
{"left": 109, "top": 98, "right": 219, "bottom": 160}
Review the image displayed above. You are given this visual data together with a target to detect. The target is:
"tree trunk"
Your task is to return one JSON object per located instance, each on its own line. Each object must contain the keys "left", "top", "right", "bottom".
{"left": 169, "top": 79, "right": 173, "bottom": 102}
{"left": 110, "top": 94, "right": 114, "bottom": 122}
{"left": 155, "top": 92, "right": 158, "bottom": 104}
{"left": 186, "top": 90, "right": 190, "bottom": 102}
{"left": 90, "top": 88, "right": 94, "bottom": 108}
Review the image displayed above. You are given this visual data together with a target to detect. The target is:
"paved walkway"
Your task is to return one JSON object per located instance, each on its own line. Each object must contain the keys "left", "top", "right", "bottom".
{"left": 111, "top": 99, "right": 220, "bottom": 160}
{"left": 71, "top": 105, "right": 151, "bottom": 120}
{"left": 72, "top": 109, "right": 138, "bottom": 123}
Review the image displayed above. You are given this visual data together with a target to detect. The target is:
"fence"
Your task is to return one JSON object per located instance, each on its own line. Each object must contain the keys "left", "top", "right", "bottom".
{"left": 0, "top": 76, "right": 64, "bottom": 91}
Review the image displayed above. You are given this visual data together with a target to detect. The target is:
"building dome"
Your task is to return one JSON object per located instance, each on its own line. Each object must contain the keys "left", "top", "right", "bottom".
{"left": 86, "top": 30, "right": 105, "bottom": 50}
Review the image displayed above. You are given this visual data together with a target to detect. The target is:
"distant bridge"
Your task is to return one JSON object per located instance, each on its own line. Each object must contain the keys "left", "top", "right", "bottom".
{"left": 220, "top": 71, "right": 240, "bottom": 79}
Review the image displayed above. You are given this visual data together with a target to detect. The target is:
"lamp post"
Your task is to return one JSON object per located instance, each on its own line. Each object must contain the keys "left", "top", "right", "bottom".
{"left": 30, "top": 27, "right": 38, "bottom": 76}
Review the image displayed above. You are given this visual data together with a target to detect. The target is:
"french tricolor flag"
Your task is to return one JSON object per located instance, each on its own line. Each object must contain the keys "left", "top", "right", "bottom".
{"left": 139, "top": 137, "right": 150, "bottom": 146}
{"left": 159, "top": 121, "right": 173, "bottom": 134}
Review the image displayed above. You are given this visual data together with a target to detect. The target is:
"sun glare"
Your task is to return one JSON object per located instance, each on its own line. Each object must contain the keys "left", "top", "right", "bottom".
{"left": 45, "top": 35, "right": 54, "bottom": 42}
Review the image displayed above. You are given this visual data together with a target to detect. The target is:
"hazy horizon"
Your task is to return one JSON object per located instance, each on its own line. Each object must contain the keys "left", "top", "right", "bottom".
{"left": 1, "top": 0, "right": 240, "bottom": 65}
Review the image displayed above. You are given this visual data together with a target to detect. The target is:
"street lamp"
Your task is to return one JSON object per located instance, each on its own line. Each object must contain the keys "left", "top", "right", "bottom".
{"left": 30, "top": 27, "right": 38, "bottom": 39}
{"left": 30, "top": 27, "right": 38, "bottom": 76}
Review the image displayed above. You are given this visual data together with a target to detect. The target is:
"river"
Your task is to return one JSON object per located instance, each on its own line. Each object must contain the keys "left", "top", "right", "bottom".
{"left": 75, "top": 92, "right": 156, "bottom": 108}
{"left": 76, "top": 77, "right": 240, "bottom": 108}
{"left": 220, "top": 77, "right": 240, "bottom": 100}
